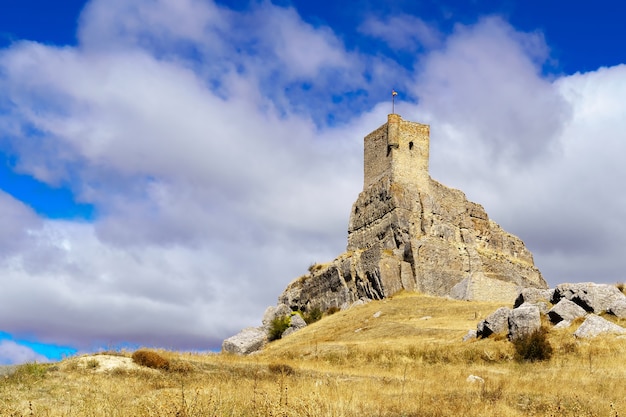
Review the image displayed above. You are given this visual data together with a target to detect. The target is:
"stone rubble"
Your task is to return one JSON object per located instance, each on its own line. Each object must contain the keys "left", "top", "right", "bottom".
{"left": 476, "top": 283, "right": 626, "bottom": 342}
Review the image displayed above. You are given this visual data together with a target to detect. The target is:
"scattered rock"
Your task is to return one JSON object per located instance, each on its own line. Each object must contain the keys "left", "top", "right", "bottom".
{"left": 281, "top": 327, "right": 297, "bottom": 338}
{"left": 573, "top": 315, "right": 626, "bottom": 338}
{"left": 373, "top": 311, "right": 382, "bottom": 318}
{"left": 552, "top": 283, "right": 625, "bottom": 313}
{"left": 508, "top": 305, "right": 541, "bottom": 341}
{"left": 553, "top": 320, "right": 572, "bottom": 330}
{"left": 350, "top": 298, "right": 371, "bottom": 309}
{"left": 514, "top": 288, "right": 554, "bottom": 308}
{"left": 262, "top": 304, "right": 291, "bottom": 328}
{"left": 548, "top": 299, "right": 587, "bottom": 324}
{"left": 222, "top": 327, "right": 267, "bottom": 355}
{"left": 466, "top": 375, "right": 484, "bottom": 384}
{"left": 463, "top": 329, "right": 477, "bottom": 342}
{"left": 477, "top": 307, "right": 511, "bottom": 338}
{"left": 290, "top": 314, "right": 307, "bottom": 330}
{"left": 607, "top": 299, "right": 626, "bottom": 318}
{"left": 477, "top": 284, "right": 626, "bottom": 343}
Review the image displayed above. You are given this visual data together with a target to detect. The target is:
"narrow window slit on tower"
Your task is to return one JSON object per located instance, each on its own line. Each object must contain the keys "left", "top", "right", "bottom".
{"left": 409, "top": 141, "right": 414, "bottom": 150}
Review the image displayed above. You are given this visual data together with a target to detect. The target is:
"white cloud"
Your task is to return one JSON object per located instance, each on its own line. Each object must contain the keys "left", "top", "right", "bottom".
{"left": 416, "top": 17, "right": 568, "bottom": 168}
{"left": 0, "top": 0, "right": 370, "bottom": 350}
{"left": 0, "top": 191, "right": 42, "bottom": 258}
{"left": 410, "top": 19, "right": 626, "bottom": 285}
{"left": 0, "top": 340, "right": 48, "bottom": 365}
{"left": 359, "top": 14, "right": 442, "bottom": 51}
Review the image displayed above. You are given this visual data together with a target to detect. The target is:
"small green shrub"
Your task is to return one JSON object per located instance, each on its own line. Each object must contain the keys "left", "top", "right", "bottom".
{"left": 268, "top": 315, "right": 291, "bottom": 341}
{"left": 512, "top": 328, "right": 553, "bottom": 362}
{"left": 131, "top": 349, "right": 170, "bottom": 370}
{"left": 303, "top": 306, "right": 323, "bottom": 324}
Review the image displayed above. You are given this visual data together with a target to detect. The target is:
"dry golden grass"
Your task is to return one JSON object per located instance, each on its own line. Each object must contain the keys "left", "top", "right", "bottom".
{"left": 2, "top": 292, "right": 626, "bottom": 416}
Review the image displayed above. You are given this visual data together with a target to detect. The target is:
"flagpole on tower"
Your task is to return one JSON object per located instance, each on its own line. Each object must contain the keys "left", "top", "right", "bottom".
{"left": 392, "top": 90, "right": 398, "bottom": 114}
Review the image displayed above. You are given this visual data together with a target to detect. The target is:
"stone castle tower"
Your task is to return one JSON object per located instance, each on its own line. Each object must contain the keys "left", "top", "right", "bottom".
{"left": 278, "top": 114, "right": 547, "bottom": 312}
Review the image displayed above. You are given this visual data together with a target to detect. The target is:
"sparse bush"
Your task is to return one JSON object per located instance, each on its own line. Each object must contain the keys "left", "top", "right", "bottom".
{"left": 11, "top": 362, "right": 50, "bottom": 381}
{"left": 303, "top": 306, "right": 323, "bottom": 324}
{"left": 326, "top": 306, "right": 340, "bottom": 316}
{"left": 168, "top": 359, "right": 195, "bottom": 374}
{"left": 86, "top": 358, "right": 100, "bottom": 369}
{"left": 268, "top": 363, "right": 294, "bottom": 375}
{"left": 512, "top": 327, "right": 553, "bottom": 362}
{"left": 131, "top": 349, "right": 170, "bottom": 370}
{"left": 268, "top": 315, "right": 291, "bottom": 341}
{"left": 559, "top": 341, "right": 579, "bottom": 355}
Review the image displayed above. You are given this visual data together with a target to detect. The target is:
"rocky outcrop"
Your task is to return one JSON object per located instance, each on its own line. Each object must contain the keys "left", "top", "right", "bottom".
{"left": 278, "top": 115, "right": 546, "bottom": 313}
{"left": 508, "top": 305, "right": 541, "bottom": 341}
{"left": 514, "top": 288, "right": 554, "bottom": 308}
{"left": 222, "top": 303, "right": 308, "bottom": 355}
{"left": 476, "top": 307, "right": 511, "bottom": 338}
{"left": 573, "top": 315, "right": 626, "bottom": 338}
{"left": 225, "top": 114, "right": 548, "bottom": 354}
{"left": 608, "top": 299, "right": 626, "bottom": 318}
{"left": 548, "top": 299, "right": 587, "bottom": 324}
{"left": 222, "top": 327, "right": 267, "bottom": 355}
{"left": 476, "top": 283, "right": 626, "bottom": 341}
{"left": 552, "top": 282, "right": 624, "bottom": 313}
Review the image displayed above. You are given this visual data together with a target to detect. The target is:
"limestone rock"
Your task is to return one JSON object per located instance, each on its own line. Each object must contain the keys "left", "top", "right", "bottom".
{"left": 552, "top": 283, "right": 625, "bottom": 313}
{"left": 281, "top": 327, "right": 297, "bottom": 338}
{"left": 477, "top": 307, "right": 511, "bottom": 338}
{"left": 518, "top": 301, "right": 550, "bottom": 315}
{"left": 548, "top": 299, "right": 588, "bottom": 324}
{"left": 278, "top": 115, "right": 546, "bottom": 313}
{"left": 289, "top": 314, "right": 307, "bottom": 330}
{"left": 573, "top": 314, "right": 626, "bottom": 338}
{"left": 222, "top": 327, "right": 267, "bottom": 355}
{"left": 607, "top": 299, "right": 626, "bottom": 318}
{"left": 262, "top": 304, "right": 292, "bottom": 328}
{"left": 466, "top": 375, "right": 484, "bottom": 384}
{"left": 463, "top": 329, "right": 477, "bottom": 342}
{"left": 553, "top": 320, "right": 572, "bottom": 330}
{"left": 508, "top": 305, "right": 541, "bottom": 341}
{"left": 514, "top": 288, "right": 554, "bottom": 308}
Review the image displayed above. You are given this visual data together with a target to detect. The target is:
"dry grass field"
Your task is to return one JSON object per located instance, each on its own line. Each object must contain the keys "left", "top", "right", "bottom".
{"left": 3, "top": 292, "right": 626, "bottom": 416}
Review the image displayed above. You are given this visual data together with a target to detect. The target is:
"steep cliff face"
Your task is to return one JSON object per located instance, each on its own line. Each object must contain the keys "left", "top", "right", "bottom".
{"left": 278, "top": 114, "right": 547, "bottom": 312}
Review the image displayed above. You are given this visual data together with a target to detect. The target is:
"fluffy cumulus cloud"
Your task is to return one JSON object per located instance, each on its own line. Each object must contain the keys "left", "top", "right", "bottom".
{"left": 0, "top": 0, "right": 625, "bottom": 355}
{"left": 0, "top": 0, "right": 368, "bottom": 352}
{"left": 0, "top": 340, "right": 48, "bottom": 365}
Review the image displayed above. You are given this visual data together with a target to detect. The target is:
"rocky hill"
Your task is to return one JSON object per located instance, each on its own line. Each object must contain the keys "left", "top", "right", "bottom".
{"left": 279, "top": 114, "right": 546, "bottom": 314}
{"left": 224, "top": 114, "right": 547, "bottom": 354}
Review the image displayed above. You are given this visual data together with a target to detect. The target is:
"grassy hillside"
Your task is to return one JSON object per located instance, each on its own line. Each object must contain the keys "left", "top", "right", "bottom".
{"left": 3, "top": 292, "right": 626, "bottom": 416}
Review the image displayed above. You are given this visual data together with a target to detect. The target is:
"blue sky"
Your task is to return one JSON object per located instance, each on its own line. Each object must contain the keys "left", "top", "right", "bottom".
{"left": 1, "top": 0, "right": 626, "bottom": 364}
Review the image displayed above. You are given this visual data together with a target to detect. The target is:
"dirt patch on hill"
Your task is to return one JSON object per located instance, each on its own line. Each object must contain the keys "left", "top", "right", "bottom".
{"left": 70, "top": 354, "right": 149, "bottom": 373}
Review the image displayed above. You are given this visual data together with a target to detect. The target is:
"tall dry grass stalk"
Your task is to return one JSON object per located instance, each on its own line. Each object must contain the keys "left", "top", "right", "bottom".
{"left": 2, "top": 293, "right": 626, "bottom": 416}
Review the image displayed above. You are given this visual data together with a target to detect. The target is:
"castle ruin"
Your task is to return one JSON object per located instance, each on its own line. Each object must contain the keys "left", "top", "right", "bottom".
{"left": 278, "top": 114, "right": 547, "bottom": 312}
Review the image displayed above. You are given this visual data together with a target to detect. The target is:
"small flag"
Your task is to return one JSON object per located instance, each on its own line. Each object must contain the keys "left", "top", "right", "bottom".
{"left": 392, "top": 90, "right": 398, "bottom": 96}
